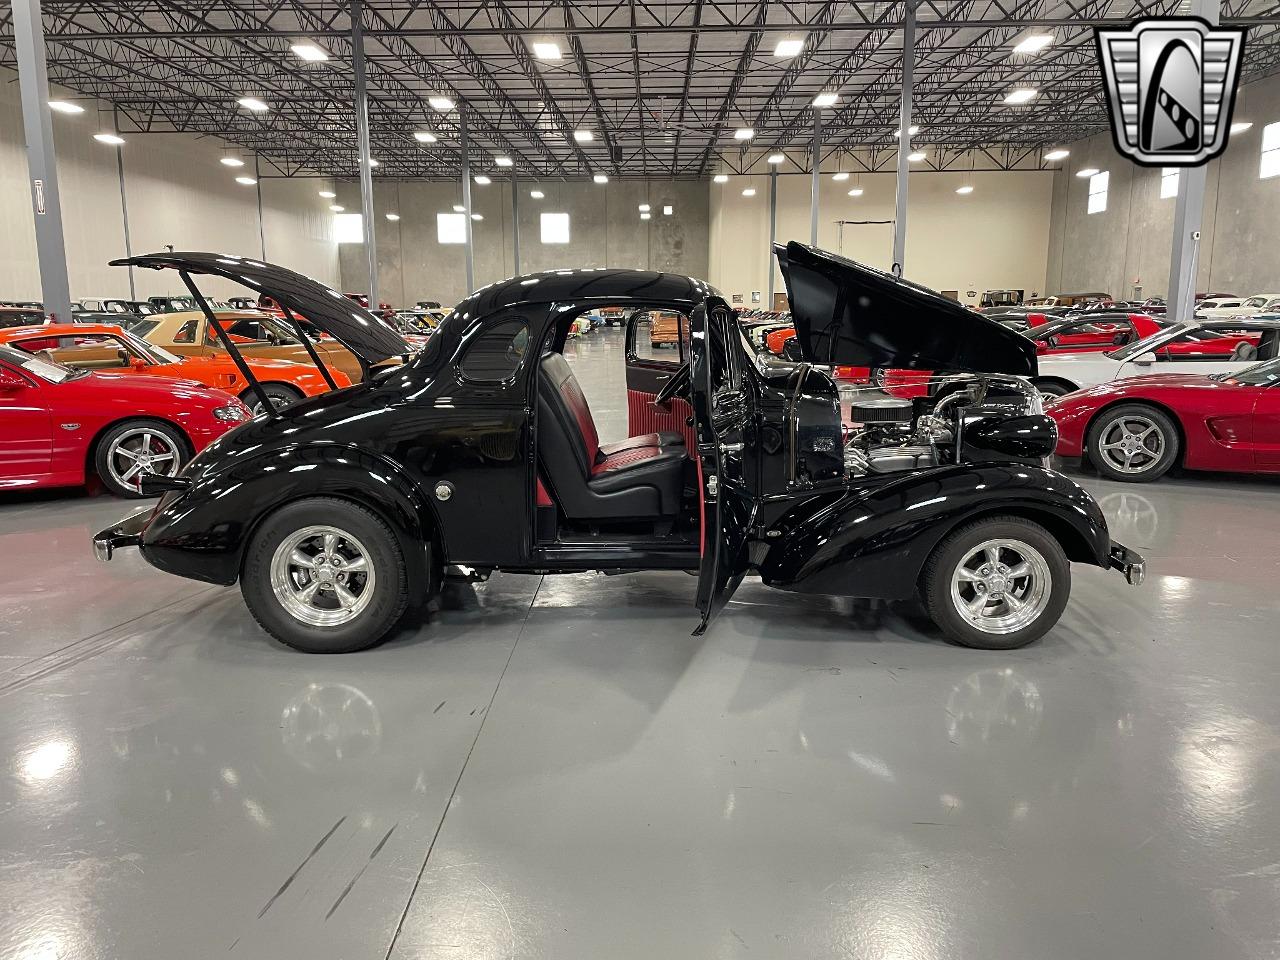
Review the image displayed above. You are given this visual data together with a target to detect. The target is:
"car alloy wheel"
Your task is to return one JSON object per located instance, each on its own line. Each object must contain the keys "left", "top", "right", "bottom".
{"left": 269, "top": 525, "right": 377, "bottom": 627}
{"left": 1095, "top": 414, "right": 1165, "bottom": 475}
{"left": 106, "top": 427, "right": 182, "bottom": 492}
{"left": 949, "top": 538, "right": 1052, "bottom": 636}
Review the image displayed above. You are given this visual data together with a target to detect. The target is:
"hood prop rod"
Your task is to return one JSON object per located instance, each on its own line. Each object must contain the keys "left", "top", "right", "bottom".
{"left": 278, "top": 302, "right": 339, "bottom": 390}
{"left": 178, "top": 269, "right": 275, "bottom": 415}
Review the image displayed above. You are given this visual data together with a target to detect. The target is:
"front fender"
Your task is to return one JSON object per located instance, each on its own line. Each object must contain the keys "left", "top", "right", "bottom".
{"left": 139, "top": 442, "right": 438, "bottom": 586}
{"left": 757, "top": 463, "right": 1111, "bottom": 599}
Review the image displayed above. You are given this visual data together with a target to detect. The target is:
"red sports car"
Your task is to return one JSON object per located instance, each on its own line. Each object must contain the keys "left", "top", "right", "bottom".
{"left": 1047, "top": 357, "right": 1280, "bottom": 482}
{"left": 1030, "top": 312, "right": 1165, "bottom": 354}
{"left": 0, "top": 343, "right": 252, "bottom": 497}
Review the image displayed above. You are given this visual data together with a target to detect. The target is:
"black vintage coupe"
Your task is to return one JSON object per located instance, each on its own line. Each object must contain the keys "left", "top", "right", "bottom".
{"left": 94, "top": 244, "right": 1144, "bottom": 653}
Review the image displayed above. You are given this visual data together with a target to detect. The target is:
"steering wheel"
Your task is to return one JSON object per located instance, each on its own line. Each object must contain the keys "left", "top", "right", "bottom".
{"left": 653, "top": 361, "right": 691, "bottom": 407}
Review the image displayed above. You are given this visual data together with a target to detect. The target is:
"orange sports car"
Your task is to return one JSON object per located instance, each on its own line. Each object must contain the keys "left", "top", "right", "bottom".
{"left": 0, "top": 323, "right": 351, "bottom": 415}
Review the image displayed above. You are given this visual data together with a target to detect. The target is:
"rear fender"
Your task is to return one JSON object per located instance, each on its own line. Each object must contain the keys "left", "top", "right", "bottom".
{"left": 757, "top": 463, "right": 1110, "bottom": 599}
{"left": 139, "top": 443, "right": 439, "bottom": 586}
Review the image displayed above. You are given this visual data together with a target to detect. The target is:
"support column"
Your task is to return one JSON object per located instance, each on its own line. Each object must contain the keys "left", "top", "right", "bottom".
{"left": 768, "top": 169, "right": 778, "bottom": 303}
{"left": 810, "top": 108, "right": 822, "bottom": 246}
{"left": 11, "top": 0, "right": 73, "bottom": 321}
{"left": 115, "top": 134, "right": 135, "bottom": 298}
{"left": 1166, "top": 0, "right": 1221, "bottom": 322}
{"left": 254, "top": 154, "right": 266, "bottom": 260}
{"left": 891, "top": 0, "right": 917, "bottom": 277}
{"left": 511, "top": 173, "right": 521, "bottom": 275}
{"left": 351, "top": 0, "right": 378, "bottom": 305}
{"left": 460, "top": 107, "right": 475, "bottom": 293}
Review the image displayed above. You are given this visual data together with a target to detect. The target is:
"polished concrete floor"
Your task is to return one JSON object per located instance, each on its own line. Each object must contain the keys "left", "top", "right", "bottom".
{"left": 3, "top": 327, "right": 1280, "bottom": 960}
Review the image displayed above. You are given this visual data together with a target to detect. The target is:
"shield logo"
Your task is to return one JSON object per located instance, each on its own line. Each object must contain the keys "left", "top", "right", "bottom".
{"left": 1096, "top": 17, "right": 1245, "bottom": 167}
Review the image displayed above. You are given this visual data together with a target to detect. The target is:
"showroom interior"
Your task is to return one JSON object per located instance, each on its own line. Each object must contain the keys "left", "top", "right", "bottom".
{"left": 4, "top": 0, "right": 1280, "bottom": 958}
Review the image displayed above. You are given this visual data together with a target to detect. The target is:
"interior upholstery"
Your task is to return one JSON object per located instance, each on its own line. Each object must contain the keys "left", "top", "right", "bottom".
{"left": 537, "top": 352, "right": 686, "bottom": 520}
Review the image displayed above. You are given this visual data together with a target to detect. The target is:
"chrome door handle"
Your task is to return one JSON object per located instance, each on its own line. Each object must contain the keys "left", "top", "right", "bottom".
{"left": 719, "top": 442, "right": 744, "bottom": 454}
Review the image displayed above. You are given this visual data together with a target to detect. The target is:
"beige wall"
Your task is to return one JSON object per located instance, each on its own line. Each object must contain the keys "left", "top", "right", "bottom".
{"left": 709, "top": 169, "right": 1055, "bottom": 307}
{"left": 0, "top": 81, "right": 339, "bottom": 303}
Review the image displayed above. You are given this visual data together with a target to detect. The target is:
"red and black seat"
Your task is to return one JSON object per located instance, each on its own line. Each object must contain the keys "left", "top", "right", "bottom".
{"left": 537, "top": 352, "right": 686, "bottom": 520}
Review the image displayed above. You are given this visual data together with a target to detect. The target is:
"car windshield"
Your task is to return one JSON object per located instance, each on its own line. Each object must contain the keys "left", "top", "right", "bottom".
{"left": 214, "top": 313, "right": 303, "bottom": 345}
{"left": 1214, "top": 357, "right": 1280, "bottom": 386}
{"left": 0, "top": 344, "right": 81, "bottom": 383}
{"left": 0, "top": 310, "right": 46, "bottom": 329}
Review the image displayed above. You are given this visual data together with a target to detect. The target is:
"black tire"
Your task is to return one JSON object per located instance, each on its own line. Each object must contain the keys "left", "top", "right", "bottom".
{"left": 1032, "top": 378, "right": 1075, "bottom": 399}
{"left": 93, "top": 419, "right": 189, "bottom": 498}
{"left": 920, "top": 515, "right": 1071, "bottom": 650}
{"left": 240, "top": 498, "right": 409, "bottom": 653}
{"left": 240, "top": 383, "right": 303, "bottom": 417}
{"left": 1086, "top": 403, "right": 1179, "bottom": 482}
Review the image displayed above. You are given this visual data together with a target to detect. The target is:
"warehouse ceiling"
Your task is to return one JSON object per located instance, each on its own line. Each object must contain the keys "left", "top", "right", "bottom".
{"left": 3, "top": 0, "right": 1280, "bottom": 180}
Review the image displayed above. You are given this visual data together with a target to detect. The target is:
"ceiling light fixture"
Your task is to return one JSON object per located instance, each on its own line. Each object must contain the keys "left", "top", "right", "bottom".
{"left": 894, "top": 125, "right": 919, "bottom": 138}
{"left": 494, "top": 156, "right": 513, "bottom": 167}
{"left": 474, "top": 175, "right": 491, "bottom": 185}
{"left": 237, "top": 97, "right": 269, "bottom": 112}
{"left": 1003, "top": 88, "right": 1038, "bottom": 105}
{"left": 907, "top": 151, "right": 926, "bottom": 162}
{"left": 48, "top": 100, "right": 84, "bottom": 114}
{"left": 1012, "top": 33, "right": 1053, "bottom": 55}
{"left": 847, "top": 187, "right": 864, "bottom": 196}
{"left": 220, "top": 156, "right": 245, "bottom": 167}
{"left": 639, "top": 203, "right": 651, "bottom": 212}
{"left": 813, "top": 92, "right": 838, "bottom": 107}
{"left": 413, "top": 130, "right": 438, "bottom": 143}
{"left": 386, "top": 213, "right": 400, "bottom": 221}
{"left": 593, "top": 173, "right": 609, "bottom": 184}
{"left": 290, "top": 42, "right": 329, "bottom": 61}
{"left": 532, "top": 41, "right": 562, "bottom": 60}
{"left": 530, "top": 190, "right": 545, "bottom": 199}
{"left": 714, "top": 174, "right": 729, "bottom": 183}
{"left": 641, "top": 212, "right": 651, "bottom": 220}
{"left": 365, "top": 157, "right": 379, "bottom": 167}
{"left": 330, "top": 204, "right": 345, "bottom": 212}
{"left": 832, "top": 171, "right": 849, "bottom": 181}
{"left": 471, "top": 213, "right": 483, "bottom": 221}
{"left": 663, "top": 204, "right": 673, "bottom": 215}
{"left": 428, "top": 96, "right": 455, "bottom": 111}
{"left": 319, "top": 190, "right": 336, "bottom": 198}
{"left": 1076, "top": 167, "right": 1100, "bottom": 177}
{"left": 235, "top": 176, "right": 257, "bottom": 186}
{"left": 774, "top": 38, "right": 805, "bottom": 57}
{"left": 956, "top": 185, "right": 974, "bottom": 195}
{"left": 453, "top": 204, "right": 466, "bottom": 212}
{"left": 767, "top": 153, "right": 785, "bottom": 164}
{"left": 1231, "top": 121, "right": 1254, "bottom": 133}
{"left": 734, "top": 128, "right": 754, "bottom": 140}
{"left": 574, "top": 129, "right": 595, "bottom": 143}
{"left": 93, "top": 133, "right": 125, "bottom": 145}
{"left": 1044, "top": 148, "right": 1070, "bottom": 161}
{"left": 742, "top": 187, "right": 757, "bottom": 197}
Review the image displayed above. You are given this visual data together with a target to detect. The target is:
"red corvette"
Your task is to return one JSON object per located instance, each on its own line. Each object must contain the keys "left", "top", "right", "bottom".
{"left": 1047, "top": 357, "right": 1280, "bottom": 481}
{"left": 1030, "top": 313, "right": 1164, "bottom": 354}
{"left": 0, "top": 343, "right": 251, "bottom": 497}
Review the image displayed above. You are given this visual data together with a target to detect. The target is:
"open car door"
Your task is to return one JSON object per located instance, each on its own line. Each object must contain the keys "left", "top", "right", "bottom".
{"left": 691, "top": 300, "right": 757, "bottom": 635}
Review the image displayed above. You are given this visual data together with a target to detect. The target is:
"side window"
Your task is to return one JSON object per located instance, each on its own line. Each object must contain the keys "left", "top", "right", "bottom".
{"left": 173, "top": 319, "right": 197, "bottom": 344}
{"left": 459, "top": 317, "right": 529, "bottom": 382}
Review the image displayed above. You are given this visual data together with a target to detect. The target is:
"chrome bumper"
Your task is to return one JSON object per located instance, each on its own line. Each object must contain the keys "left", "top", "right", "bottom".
{"left": 1107, "top": 542, "right": 1146, "bottom": 586}
{"left": 93, "top": 509, "right": 152, "bottom": 562}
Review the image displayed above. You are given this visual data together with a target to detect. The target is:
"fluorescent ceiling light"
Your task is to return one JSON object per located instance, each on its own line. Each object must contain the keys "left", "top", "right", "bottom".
{"left": 640, "top": 212, "right": 651, "bottom": 220}
{"left": 474, "top": 174, "right": 491, "bottom": 184}
{"left": 385, "top": 213, "right": 400, "bottom": 221}
{"left": 494, "top": 156, "right": 513, "bottom": 167}
{"left": 1012, "top": 33, "right": 1053, "bottom": 55}
{"left": 847, "top": 187, "right": 864, "bottom": 196}
{"left": 413, "top": 130, "right": 438, "bottom": 143}
{"left": 237, "top": 97, "right": 269, "bottom": 112}
{"left": 663, "top": 204, "right": 673, "bottom": 215}
{"left": 330, "top": 204, "right": 345, "bottom": 211}
{"left": 639, "top": 203, "right": 651, "bottom": 212}
{"left": 220, "top": 156, "right": 245, "bottom": 167}
{"left": 767, "top": 153, "right": 785, "bottom": 164}
{"left": 593, "top": 173, "right": 608, "bottom": 183}
{"left": 713, "top": 174, "right": 729, "bottom": 183}
{"left": 532, "top": 42, "right": 562, "bottom": 60}
{"left": 1076, "top": 167, "right": 1099, "bottom": 177}
{"left": 290, "top": 42, "right": 329, "bottom": 61}
{"left": 832, "top": 171, "right": 849, "bottom": 181}
{"left": 774, "top": 38, "right": 804, "bottom": 57}
{"left": 48, "top": 100, "right": 84, "bottom": 114}
{"left": 574, "top": 129, "right": 594, "bottom": 143}
{"left": 1044, "top": 148, "right": 1070, "bottom": 161}
{"left": 1003, "top": 88, "right": 1038, "bottom": 105}
{"left": 365, "top": 157, "right": 379, "bottom": 167}
{"left": 907, "top": 151, "right": 926, "bottom": 161}
{"left": 742, "top": 188, "right": 757, "bottom": 197}
{"left": 813, "top": 92, "right": 838, "bottom": 107}
{"left": 734, "top": 128, "right": 754, "bottom": 140}
{"left": 453, "top": 204, "right": 466, "bottom": 212}
{"left": 428, "top": 96, "right": 455, "bottom": 111}
{"left": 530, "top": 190, "right": 545, "bottom": 199}
{"left": 93, "top": 133, "right": 125, "bottom": 145}
{"left": 894, "top": 125, "right": 919, "bottom": 137}
{"left": 319, "top": 190, "right": 336, "bottom": 198}
{"left": 1231, "top": 121, "right": 1253, "bottom": 133}
{"left": 235, "top": 176, "right": 257, "bottom": 185}
{"left": 956, "top": 185, "right": 974, "bottom": 194}
{"left": 471, "top": 213, "right": 483, "bottom": 221}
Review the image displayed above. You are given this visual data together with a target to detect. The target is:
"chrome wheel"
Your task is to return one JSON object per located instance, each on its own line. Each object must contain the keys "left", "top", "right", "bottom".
{"left": 1096, "top": 414, "right": 1165, "bottom": 474}
{"left": 106, "top": 427, "right": 181, "bottom": 492}
{"left": 269, "top": 525, "right": 376, "bottom": 627}
{"left": 949, "top": 539, "right": 1052, "bottom": 635}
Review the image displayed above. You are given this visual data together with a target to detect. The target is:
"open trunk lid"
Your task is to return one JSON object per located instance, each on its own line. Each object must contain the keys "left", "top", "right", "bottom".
{"left": 774, "top": 242, "right": 1037, "bottom": 376}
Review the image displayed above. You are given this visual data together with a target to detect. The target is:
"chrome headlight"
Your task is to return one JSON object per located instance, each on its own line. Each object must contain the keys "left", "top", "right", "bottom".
{"left": 213, "top": 402, "right": 252, "bottom": 423}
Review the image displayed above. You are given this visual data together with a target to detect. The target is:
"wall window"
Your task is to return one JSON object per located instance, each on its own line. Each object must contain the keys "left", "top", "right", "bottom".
{"left": 1160, "top": 167, "right": 1179, "bottom": 199}
{"left": 1261, "top": 122, "right": 1280, "bottom": 179}
{"left": 541, "top": 212, "right": 570, "bottom": 244}
{"left": 1087, "top": 170, "right": 1109, "bottom": 214}
{"left": 459, "top": 317, "right": 529, "bottom": 382}
{"left": 437, "top": 212, "right": 467, "bottom": 244}
{"left": 334, "top": 213, "right": 363, "bottom": 243}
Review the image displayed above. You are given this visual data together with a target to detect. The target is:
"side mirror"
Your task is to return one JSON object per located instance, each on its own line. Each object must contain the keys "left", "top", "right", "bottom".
{"left": 0, "top": 368, "right": 27, "bottom": 391}
{"left": 131, "top": 356, "right": 149, "bottom": 371}
{"left": 1131, "top": 352, "right": 1157, "bottom": 365}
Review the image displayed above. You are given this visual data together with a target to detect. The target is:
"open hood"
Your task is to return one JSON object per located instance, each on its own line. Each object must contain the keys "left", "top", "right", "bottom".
{"left": 110, "top": 252, "right": 410, "bottom": 364}
{"left": 774, "top": 242, "right": 1036, "bottom": 376}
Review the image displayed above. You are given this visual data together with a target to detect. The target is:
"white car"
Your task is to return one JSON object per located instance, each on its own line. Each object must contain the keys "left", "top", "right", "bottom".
{"left": 1197, "top": 293, "right": 1280, "bottom": 319}
{"left": 1033, "top": 318, "right": 1280, "bottom": 397}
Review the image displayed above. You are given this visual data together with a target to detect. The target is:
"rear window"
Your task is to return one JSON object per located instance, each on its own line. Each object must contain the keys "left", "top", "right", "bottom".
{"left": 459, "top": 317, "right": 528, "bottom": 382}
